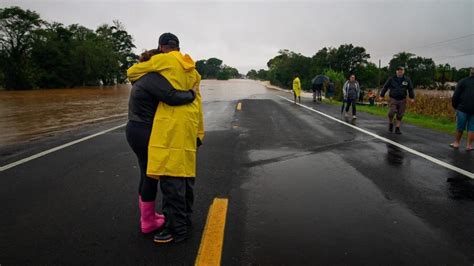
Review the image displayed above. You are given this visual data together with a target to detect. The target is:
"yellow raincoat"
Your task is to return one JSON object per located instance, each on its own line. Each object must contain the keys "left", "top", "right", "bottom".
{"left": 127, "top": 51, "right": 204, "bottom": 178}
{"left": 293, "top": 77, "right": 301, "bottom": 97}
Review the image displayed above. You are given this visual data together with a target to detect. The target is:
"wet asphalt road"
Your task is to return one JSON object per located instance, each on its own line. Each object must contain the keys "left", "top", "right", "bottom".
{"left": 0, "top": 80, "right": 473, "bottom": 265}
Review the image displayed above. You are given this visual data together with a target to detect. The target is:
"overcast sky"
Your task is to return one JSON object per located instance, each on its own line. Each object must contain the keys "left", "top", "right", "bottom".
{"left": 2, "top": 0, "right": 473, "bottom": 74}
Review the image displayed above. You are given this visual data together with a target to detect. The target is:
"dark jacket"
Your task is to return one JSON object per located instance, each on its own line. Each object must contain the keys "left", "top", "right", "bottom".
{"left": 380, "top": 76, "right": 414, "bottom": 100}
{"left": 452, "top": 76, "right": 474, "bottom": 114}
{"left": 128, "top": 72, "right": 195, "bottom": 124}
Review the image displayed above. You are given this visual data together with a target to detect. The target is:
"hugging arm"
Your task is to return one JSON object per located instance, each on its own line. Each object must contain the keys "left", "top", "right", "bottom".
{"left": 147, "top": 73, "right": 195, "bottom": 106}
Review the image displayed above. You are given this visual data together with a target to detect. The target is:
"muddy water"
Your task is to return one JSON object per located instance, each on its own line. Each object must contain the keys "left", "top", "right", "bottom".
{"left": 0, "top": 85, "right": 131, "bottom": 148}
{"left": 0, "top": 79, "right": 269, "bottom": 150}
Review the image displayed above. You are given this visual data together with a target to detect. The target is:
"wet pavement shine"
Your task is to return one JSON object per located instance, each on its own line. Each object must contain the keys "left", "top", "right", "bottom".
{"left": 0, "top": 80, "right": 473, "bottom": 265}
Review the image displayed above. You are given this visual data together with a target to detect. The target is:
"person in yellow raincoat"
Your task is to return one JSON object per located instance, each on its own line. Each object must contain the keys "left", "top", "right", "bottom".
{"left": 293, "top": 74, "right": 301, "bottom": 104}
{"left": 127, "top": 33, "right": 204, "bottom": 243}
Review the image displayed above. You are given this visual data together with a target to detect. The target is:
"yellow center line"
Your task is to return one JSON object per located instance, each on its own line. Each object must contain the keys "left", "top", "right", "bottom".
{"left": 195, "top": 198, "right": 229, "bottom": 266}
{"left": 236, "top": 102, "right": 242, "bottom": 111}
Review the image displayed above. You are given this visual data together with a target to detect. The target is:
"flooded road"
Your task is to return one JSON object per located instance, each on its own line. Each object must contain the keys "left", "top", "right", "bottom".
{"left": 0, "top": 79, "right": 267, "bottom": 150}
{"left": 0, "top": 79, "right": 473, "bottom": 265}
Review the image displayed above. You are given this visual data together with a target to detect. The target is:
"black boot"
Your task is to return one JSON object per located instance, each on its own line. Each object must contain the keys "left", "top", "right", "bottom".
{"left": 395, "top": 127, "right": 402, "bottom": 135}
{"left": 389, "top": 123, "right": 394, "bottom": 132}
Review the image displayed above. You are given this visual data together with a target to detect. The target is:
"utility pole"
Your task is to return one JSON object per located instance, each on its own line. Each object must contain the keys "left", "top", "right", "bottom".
{"left": 378, "top": 59, "right": 381, "bottom": 90}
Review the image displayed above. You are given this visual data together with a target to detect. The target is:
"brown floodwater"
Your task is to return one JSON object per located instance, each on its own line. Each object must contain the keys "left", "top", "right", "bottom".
{"left": 0, "top": 79, "right": 269, "bottom": 150}
{"left": 0, "top": 85, "right": 131, "bottom": 148}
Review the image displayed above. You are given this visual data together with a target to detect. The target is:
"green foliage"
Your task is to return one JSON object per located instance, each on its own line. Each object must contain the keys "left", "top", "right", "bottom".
{"left": 352, "top": 62, "right": 378, "bottom": 88}
{"left": 325, "top": 99, "right": 456, "bottom": 134}
{"left": 452, "top": 67, "right": 470, "bottom": 81}
{"left": 265, "top": 45, "right": 370, "bottom": 91}
{"left": 0, "top": 6, "right": 43, "bottom": 89}
{"left": 0, "top": 6, "right": 137, "bottom": 90}
{"left": 388, "top": 52, "right": 436, "bottom": 87}
{"left": 388, "top": 52, "right": 414, "bottom": 73}
{"left": 246, "top": 69, "right": 258, "bottom": 79}
{"left": 246, "top": 69, "right": 268, "bottom": 80}
{"left": 267, "top": 49, "right": 312, "bottom": 89}
{"left": 196, "top": 58, "right": 240, "bottom": 80}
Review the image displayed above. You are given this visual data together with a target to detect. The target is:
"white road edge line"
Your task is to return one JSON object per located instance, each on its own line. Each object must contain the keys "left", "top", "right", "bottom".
{"left": 0, "top": 123, "right": 126, "bottom": 172}
{"left": 276, "top": 95, "right": 474, "bottom": 179}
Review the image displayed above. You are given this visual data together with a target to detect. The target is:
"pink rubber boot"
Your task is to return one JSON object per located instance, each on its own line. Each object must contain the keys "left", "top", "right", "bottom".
{"left": 139, "top": 196, "right": 166, "bottom": 220}
{"left": 139, "top": 197, "right": 165, "bottom": 234}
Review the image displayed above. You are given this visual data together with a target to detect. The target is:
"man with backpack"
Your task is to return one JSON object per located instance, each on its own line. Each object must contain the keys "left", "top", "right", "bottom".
{"left": 342, "top": 74, "right": 360, "bottom": 119}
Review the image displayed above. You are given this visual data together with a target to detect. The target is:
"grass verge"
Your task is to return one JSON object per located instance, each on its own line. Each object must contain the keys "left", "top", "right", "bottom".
{"left": 324, "top": 100, "right": 456, "bottom": 134}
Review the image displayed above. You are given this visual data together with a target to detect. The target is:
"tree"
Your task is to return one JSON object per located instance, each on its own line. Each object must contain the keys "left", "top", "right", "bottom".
{"left": 96, "top": 20, "right": 137, "bottom": 84}
{"left": 388, "top": 52, "right": 414, "bottom": 73}
{"left": 205, "top": 57, "right": 223, "bottom": 78}
{"left": 0, "top": 6, "right": 43, "bottom": 89}
{"left": 407, "top": 56, "right": 435, "bottom": 87}
{"left": 257, "top": 69, "right": 268, "bottom": 80}
{"left": 247, "top": 69, "right": 258, "bottom": 79}
{"left": 354, "top": 62, "right": 378, "bottom": 88}
{"left": 30, "top": 22, "right": 75, "bottom": 88}
{"left": 196, "top": 58, "right": 239, "bottom": 80}
{"left": 267, "top": 49, "right": 311, "bottom": 89}
{"left": 434, "top": 64, "right": 453, "bottom": 89}
{"left": 452, "top": 67, "right": 470, "bottom": 82}
{"left": 330, "top": 44, "right": 370, "bottom": 76}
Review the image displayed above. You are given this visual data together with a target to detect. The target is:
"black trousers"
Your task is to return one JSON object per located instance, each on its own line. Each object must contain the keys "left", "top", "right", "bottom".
{"left": 160, "top": 176, "right": 195, "bottom": 237}
{"left": 345, "top": 99, "right": 357, "bottom": 115}
{"left": 125, "top": 120, "right": 158, "bottom": 202}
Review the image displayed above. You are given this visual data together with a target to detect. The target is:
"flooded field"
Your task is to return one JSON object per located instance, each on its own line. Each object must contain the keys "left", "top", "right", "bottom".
{"left": 0, "top": 85, "right": 131, "bottom": 148}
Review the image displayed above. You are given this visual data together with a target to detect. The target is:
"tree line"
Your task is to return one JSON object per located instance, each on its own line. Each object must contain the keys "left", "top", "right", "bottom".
{"left": 196, "top": 57, "right": 240, "bottom": 80}
{"left": 247, "top": 44, "right": 471, "bottom": 99}
{"left": 0, "top": 6, "right": 138, "bottom": 90}
{"left": 0, "top": 6, "right": 241, "bottom": 90}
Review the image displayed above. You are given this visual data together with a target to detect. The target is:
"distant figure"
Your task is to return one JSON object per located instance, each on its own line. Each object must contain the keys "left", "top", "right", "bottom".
{"left": 358, "top": 87, "right": 365, "bottom": 102}
{"left": 367, "top": 89, "right": 376, "bottom": 106}
{"left": 450, "top": 67, "right": 474, "bottom": 151}
{"left": 312, "top": 82, "right": 323, "bottom": 102}
{"left": 326, "top": 81, "right": 335, "bottom": 102}
{"left": 342, "top": 74, "right": 360, "bottom": 119}
{"left": 293, "top": 74, "right": 301, "bottom": 104}
{"left": 379, "top": 66, "right": 415, "bottom": 134}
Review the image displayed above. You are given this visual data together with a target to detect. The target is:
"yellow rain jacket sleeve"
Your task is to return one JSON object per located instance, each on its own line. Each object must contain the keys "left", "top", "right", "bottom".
{"left": 293, "top": 77, "right": 301, "bottom": 97}
{"left": 127, "top": 51, "right": 204, "bottom": 178}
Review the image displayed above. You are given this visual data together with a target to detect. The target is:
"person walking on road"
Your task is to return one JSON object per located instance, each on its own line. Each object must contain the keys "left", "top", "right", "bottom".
{"left": 450, "top": 68, "right": 474, "bottom": 151}
{"left": 312, "top": 82, "right": 323, "bottom": 102}
{"left": 342, "top": 74, "right": 360, "bottom": 119}
{"left": 326, "top": 81, "right": 335, "bottom": 102}
{"left": 126, "top": 49, "right": 196, "bottom": 235}
{"left": 127, "top": 32, "right": 204, "bottom": 244}
{"left": 379, "top": 66, "right": 415, "bottom": 134}
{"left": 293, "top": 74, "right": 302, "bottom": 104}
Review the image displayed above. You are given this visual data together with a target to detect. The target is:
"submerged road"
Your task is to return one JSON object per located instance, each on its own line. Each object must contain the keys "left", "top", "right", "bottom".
{"left": 0, "top": 80, "right": 473, "bottom": 265}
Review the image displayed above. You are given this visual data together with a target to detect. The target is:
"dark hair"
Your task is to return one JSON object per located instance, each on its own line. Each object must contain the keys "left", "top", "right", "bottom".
{"left": 139, "top": 49, "right": 161, "bottom": 62}
{"left": 162, "top": 41, "right": 179, "bottom": 50}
